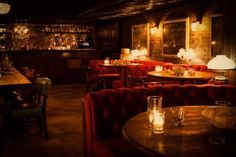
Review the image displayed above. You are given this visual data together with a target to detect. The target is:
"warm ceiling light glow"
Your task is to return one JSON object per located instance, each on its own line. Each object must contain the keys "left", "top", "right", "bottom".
{"left": 0, "top": 0, "right": 11, "bottom": 14}
{"left": 150, "top": 27, "right": 157, "bottom": 35}
{"left": 191, "top": 21, "right": 199, "bottom": 31}
{"left": 191, "top": 21, "right": 206, "bottom": 31}
{"left": 211, "top": 41, "right": 216, "bottom": 45}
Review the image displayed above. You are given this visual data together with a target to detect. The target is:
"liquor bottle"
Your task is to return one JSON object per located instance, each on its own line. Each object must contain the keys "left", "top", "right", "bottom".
{"left": 2, "top": 53, "right": 10, "bottom": 71}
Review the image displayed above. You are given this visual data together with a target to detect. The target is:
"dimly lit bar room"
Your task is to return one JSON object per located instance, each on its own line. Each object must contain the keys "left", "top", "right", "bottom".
{"left": 0, "top": 0, "right": 236, "bottom": 157}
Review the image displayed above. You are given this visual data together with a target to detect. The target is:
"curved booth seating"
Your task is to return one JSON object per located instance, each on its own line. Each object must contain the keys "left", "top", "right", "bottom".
{"left": 84, "top": 84, "right": 236, "bottom": 157}
{"left": 87, "top": 60, "right": 209, "bottom": 90}
{"left": 86, "top": 60, "right": 120, "bottom": 91}
{"left": 11, "top": 77, "right": 51, "bottom": 141}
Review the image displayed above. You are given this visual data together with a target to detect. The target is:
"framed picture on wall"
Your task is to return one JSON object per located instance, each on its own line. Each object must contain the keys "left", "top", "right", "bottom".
{"left": 211, "top": 14, "right": 223, "bottom": 57}
{"left": 162, "top": 18, "right": 189, "bottom": 57}
{"left": 131, "top": 23, "right": 149, "bottom": 52}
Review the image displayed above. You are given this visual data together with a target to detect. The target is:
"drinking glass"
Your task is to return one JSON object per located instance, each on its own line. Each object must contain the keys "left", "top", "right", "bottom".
{"left": 208, "top": 124, "right": 225, "bottom": 145}
{"left": 215, "top": 100, "right": 230, "bottom": 107}
{"left": 170, "top": 107, "right": 185, "bottom": 127}
{"left": 147, "top": 96, "right": 162, "bottom": 126}
{"left": 209, "top": 100, "right": 230, "bottom": 145}
{"left": 207, "top": 100, "right": 230, "bottom": 144}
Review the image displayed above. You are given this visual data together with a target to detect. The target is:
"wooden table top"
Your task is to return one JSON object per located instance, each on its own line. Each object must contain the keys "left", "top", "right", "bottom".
{"left": 0, "top": 68, "right": 32, "bottom": 88}
{"left": 147, "top": 70, "right": 215, "bottom": 80}
{"left": 100, "top": 63, "right": 142, "bottom": 67}
{"left": 123, "top": 106, "right": 236, "bottom": 157}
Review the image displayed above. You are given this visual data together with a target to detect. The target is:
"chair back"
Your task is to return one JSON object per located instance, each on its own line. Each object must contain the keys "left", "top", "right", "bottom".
{"left": 36, "top": 77, "right": 51, "bottom": 95}
{"left": 35, "top": 77, "right": 51, "bottom": 113}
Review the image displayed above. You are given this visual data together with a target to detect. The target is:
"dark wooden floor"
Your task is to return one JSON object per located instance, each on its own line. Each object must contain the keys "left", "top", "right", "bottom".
{"left": 1, "top": 84, "right": 87, "bottom": 157}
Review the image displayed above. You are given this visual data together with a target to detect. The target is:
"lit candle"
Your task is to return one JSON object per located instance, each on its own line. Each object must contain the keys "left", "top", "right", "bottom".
{"left": 153, "top": 110, "right": 165, "bottom": 134}
{"left": 104, "top": 58, "right": 110, "bottom": 65}
{"left": 147, "top": 110, "right": 154, "bottom": 127}
{"left": 155, "top": 66, "right": 163, "bottom": 73}
{"left": 184, "top": 70, "right": 188, "bottom": 76}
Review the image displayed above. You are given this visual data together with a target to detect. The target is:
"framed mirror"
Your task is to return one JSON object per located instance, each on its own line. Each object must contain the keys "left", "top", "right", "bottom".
{"left": 131, "top": 23, "right": 149, "bottom": 52}
{"left": 211, "top": 14, "right": 223, "bottom": 57}
{"left": 162, "top": 18, "right": 189, "bottom": 57}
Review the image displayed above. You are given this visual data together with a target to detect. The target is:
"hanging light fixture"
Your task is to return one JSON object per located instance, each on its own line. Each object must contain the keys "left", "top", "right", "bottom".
{"left": 0, "top": 0, "right": 11, "bottom": 14}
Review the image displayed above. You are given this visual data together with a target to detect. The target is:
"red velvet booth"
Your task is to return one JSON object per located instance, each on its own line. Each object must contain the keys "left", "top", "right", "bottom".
{"left": 87, "top": 60, "right": 209, "bottom": 90}
{"left": 83, "top": 84, "right": 236, "bottom": 157}
{"left": 86, "top": 60, "right": 120, "bottom": 91}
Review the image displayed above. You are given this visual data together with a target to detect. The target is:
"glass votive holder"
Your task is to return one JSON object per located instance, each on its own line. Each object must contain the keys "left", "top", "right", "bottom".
{"left": 215, "top": 100, "right": 230, "bottom": 107}
{"left": 147, "top": 96, "right": 163, "bottom": 110}
{"left": 208, "top": 124, "right": 225, "bottom": 145}
{"left": 147, "top": 96, "right": 163, "bottom": 127}
{"left": 155, "top": 65, "right": 163, "bottom": 73}
{"left": 104, "top": 57, "right": 110, "bottom": 65}
{"left": 152, "top": 110, "right": 165, "bottom": 134}
{"left": 170, "top": 107, "right": 185, "bottom": 127}
{"left": 147, "top": 110, "right": 154, "bottom": 127}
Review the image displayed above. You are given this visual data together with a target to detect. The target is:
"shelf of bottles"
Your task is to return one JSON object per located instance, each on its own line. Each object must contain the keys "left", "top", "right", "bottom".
{"left": 3, "top": 23, "right": 95, "bottom": 51}
{"left": 0, "top": 26, "right": 11, "bottom": 51}
{"left": 43, "top": 24, "right": 92, "bottom": 33}
{"left": 42, "top": 24, "right": 93, "bottom": 50}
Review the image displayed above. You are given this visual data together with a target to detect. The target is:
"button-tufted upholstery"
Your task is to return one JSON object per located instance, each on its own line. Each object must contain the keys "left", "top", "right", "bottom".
{"left": 84, "top": 84, "right": 236, "bottom": 157}
{"left": 87, "top": 60, "right": 209, "bottom": 90}
{"left": 86, "top": 60, "right": 120, "bottom": 91}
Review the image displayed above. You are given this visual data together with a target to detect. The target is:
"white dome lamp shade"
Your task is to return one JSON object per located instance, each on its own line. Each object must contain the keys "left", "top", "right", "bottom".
{"left": 207, "top": 55, "right": 236, "bottom": 83}
{"left": 0, "top": 0, "right": 11, "bottom": 14}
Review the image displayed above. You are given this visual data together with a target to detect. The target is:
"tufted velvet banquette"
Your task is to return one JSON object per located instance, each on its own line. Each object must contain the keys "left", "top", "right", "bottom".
{"left": 87, "top": 60, "right": 209, "bottom": 90}
{"left": 83, "top": 84, "right": 236, "bottom": 157}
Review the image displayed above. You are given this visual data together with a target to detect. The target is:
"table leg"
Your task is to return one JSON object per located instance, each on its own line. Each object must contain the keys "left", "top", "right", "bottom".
{"left": 119, "top": 67, "right": 128, "bottom": 87}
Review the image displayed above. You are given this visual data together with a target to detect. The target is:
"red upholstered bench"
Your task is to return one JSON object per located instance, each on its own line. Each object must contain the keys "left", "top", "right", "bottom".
{"left": 86, "top": 60, "right": 120, "bottom": 91}
{"left": 87, "top": 60, "right": 210, "bottom": 89}
{"left": 83, "top": 84, "right": 236, "bottom": 157}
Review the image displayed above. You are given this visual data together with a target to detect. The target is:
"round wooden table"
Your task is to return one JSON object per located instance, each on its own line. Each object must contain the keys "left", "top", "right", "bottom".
{"left": 147, "top": 71, "right": 215, "bottom": 84}
{"left": 123, "top": 106, "right": 236, "bottom": 157}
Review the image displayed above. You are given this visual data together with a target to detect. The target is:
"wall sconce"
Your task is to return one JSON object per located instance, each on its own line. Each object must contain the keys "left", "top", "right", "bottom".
{"left": 150, "top": 26, "right": 158, "bottom": 35}
{"left": 0, "top": 0, "right": 11, "bottom": 14}
{"left": 191, "top": 21, "right": 200, "bottom": 31}
{"left": 150, "top": 25, "right": 162, "bottom": 36}
{"left": 191, "top": 20, "right": 206, "bottom": 32}
{"left": 207, "top": 55, "right": 236, "bottom": 84}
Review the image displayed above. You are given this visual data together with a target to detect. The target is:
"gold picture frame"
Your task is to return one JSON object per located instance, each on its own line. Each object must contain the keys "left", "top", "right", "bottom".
{"left": 162, "top": 18, "right": 189, "bottom": 57}
{"left": 131, "top": 23, "right": 149, "bottom": 53}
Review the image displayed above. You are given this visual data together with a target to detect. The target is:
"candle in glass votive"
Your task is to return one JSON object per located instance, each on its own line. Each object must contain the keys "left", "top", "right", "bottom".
{"left": 155, "top": 66, "right": 163, "bottom": 73}
{"left": 184, "top": 70, "right": 188, "bottom": 76}
{"left": 147, "top": 96, "right": 163, "bottom": 127}
{"left": 147, "top": 110, "right": 154, "bottom": 127}
{"left": 104, "top": 58, "right": 109, "bottom": 65}
{"left": 153, "top": 110, "right": 165, "bottom": 134}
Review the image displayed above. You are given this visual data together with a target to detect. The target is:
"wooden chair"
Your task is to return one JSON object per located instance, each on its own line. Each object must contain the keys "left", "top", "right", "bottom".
{"left": 21, "top": 67, "right": 36, "bottom": 81}
{"left": 10, "top": 77, "right": 51, "bottom": 141}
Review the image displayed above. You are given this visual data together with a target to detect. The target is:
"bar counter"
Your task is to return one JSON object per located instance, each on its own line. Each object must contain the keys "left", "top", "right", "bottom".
{"left": 3, "top": 49, "right": 99, "bottom": 85}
